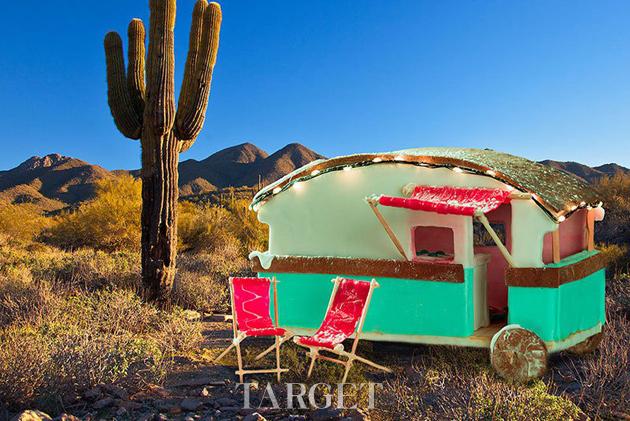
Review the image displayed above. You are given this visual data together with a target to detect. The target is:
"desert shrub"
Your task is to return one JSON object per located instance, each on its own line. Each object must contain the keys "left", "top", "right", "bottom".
{"left": 0, "top": 203, "right": 50, "bottom": 244}
{"left": 0, "top": 274, "right": 59, "bottom": 328}
{"left": 595, "top": 172, "right": 630, "bottom": 246}
{"left": 0, "top": 288, "right": 201, "bottom": 411}
{"left": 174, "top": 250, "right": 249, "bottom": 313}
{"left": 0, "top": 244, "right": 140, "bottom": 292}
{"left": 178, "top": 201, "right": 239, "bottom": 252}
{"left": 178, "top": 199, "right": 268, "bottom": 254}
{"left": 224, "top": 198, "right": 268, "bottom": 252}
{"left": 44, "top": 174, "right": 142, "bottom": 251}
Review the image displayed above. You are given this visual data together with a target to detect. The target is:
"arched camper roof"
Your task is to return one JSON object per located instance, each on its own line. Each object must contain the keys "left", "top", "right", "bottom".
{"left": 251, "top": 147, "right": 602, "bottom": 221}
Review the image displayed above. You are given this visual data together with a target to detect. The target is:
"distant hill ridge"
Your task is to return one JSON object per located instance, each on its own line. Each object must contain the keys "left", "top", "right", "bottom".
{"left": 0, "top": 143, "right": 325, "bottom": 211}
{"left": 539, "top": 160, "right": 630, "bottom": 183}
{"left": 0, "top": 143, "right": 626, "bottom": 212}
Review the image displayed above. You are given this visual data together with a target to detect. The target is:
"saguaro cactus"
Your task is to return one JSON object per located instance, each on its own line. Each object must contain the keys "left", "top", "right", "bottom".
{"left": 104, "top": 0, "right": 222, "bottom": 302}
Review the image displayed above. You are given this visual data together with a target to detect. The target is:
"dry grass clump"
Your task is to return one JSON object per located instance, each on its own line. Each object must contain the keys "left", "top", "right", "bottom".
{"left": 374, "top": 346, "right": 581, "bottom": 420}
{"left": 0, "top": 244, "right": 140, "bottom": 292}
{"left": 0, "top": 241, "right": 204, "bottom": 412}
{"left": 173, "top": 248, "right": 249, "bottom": 313}
{"left": 0, "top": 289, "right": 202, "bottom": 411}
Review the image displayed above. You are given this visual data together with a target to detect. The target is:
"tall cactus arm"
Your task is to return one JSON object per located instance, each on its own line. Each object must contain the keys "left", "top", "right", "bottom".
{"left": 175, "top": 2, "right": 222, "bottom": 151}
{"left": 104, "top": 32, "right": 142, "bottom": 139}
{"left": 175, "top": 0, "right": 207, "bottom": 144}
{"left": 145, "top": 0, "right": 176, "bottom": 135}
{"left": 127, "top": 19, "right": 146, "bottom": 117}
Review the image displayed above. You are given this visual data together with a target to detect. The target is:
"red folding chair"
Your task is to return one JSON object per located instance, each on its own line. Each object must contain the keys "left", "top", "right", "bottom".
{"left": 294, "top": 277, "right": 392, "bottom": 383}
{"left": 214, "top": 277, "right": 294, "bottom": 382}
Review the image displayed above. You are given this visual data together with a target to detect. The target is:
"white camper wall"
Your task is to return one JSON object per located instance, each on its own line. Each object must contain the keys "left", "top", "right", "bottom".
{"left": 256, "top": 163, "right": 555, "bottom": 269}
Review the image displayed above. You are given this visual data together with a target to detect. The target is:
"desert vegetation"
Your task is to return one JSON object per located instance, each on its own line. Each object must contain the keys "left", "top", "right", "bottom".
{"left": 0, "top": 173, "right": 628, "bottom": 420}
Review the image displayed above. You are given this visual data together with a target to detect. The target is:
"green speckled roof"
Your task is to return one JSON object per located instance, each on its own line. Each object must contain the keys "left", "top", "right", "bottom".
{"left": 252, "top": 147, "right": 602, "bottom": 220}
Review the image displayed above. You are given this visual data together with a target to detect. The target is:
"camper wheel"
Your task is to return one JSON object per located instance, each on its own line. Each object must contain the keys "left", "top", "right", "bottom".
{"left": 566, "top": 329, "right": 604, "bottom": 355}
{"left": 490, "top": 325, "right": 547, "bottom": 383}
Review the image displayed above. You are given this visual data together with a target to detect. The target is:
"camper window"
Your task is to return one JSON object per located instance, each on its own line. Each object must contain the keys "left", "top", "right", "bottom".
{"left": 473, "top": 221, "right": 506, "bottom": 247}
{"left": 413, "top": 226, "right": 455, "bottom": 262}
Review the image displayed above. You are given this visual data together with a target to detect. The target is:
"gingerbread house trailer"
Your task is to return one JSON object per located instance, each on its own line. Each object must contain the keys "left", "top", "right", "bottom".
{"left": 248, "top": 147, "right": 606, "bottom": 380}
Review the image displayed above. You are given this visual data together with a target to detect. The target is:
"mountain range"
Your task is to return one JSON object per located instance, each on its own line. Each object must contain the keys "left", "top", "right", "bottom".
{"left": 0, "top": 143, "right": 627, "bottom": 212}
{"left": 0, "top": 143, "right": 324, "bottom": 212}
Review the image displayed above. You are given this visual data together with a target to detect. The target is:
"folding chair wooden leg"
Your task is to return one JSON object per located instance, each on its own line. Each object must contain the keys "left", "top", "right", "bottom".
{"left": 307, "top": 349, "right": 319, "bottom": 378}
{"left": 342, "top": 358, "right": 354, "bottom": 383}
{"left": 254, "top": 332, "right": 294, "bottom": 360}
{"left": 342, "top": 352, "right": 392, "bottom": 373}
{"left": 235, "top": 340, "right": 244, "bottom": 383}
{"left": 214, "top": 342, "right": 235, "bottom": 363}
{"left": 274, "top": 336, "right": 281, "bottom": 382}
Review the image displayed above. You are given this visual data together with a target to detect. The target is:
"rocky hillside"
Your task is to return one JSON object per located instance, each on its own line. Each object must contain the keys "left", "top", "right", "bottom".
{"left": 0, "top": 154, "right": 112, "bottom": 211}
{"left": 540, "top": 160, "right": 630, "bottom": 183}
{"left": 0, "top": 143, "right": 325, "bottom": 211}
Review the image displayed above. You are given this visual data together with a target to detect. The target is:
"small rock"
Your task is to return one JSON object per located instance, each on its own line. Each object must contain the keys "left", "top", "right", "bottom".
{"left": 93, "top": 397, "right": 114, "bottom": 410}
{"left": 181, "top": 398, "right": 202, "bottom": 412}
{"left": 168, "top": 406, "right": 182, "bottom": 415}
{"left": 310, "top": 407, "right": 342, "bottom": 421}
{"left": 105, "top": 385, "right": 129, "bottom": 400}
{"left": 214, "top": 397, "right": 237, "bottom": 407}
{"left": 84, "top": 387, "right": 103, "bottom": 401}
{"left": 115, "top": 407, "right": 128, "bottom": 417}
{"left": 117, "top": 400, "right": 144, "bottom": 410}
{"left": 153, "top": 414, "right": 169, "bottom": 421}
{"left": 243, "top": 413, "right": 267, "bottom": 421}
{"left": 11, "top": 410, "right": 52, "bottom": 421}
{"left": 200, "top": 387, "right": 210, "bottom": 397}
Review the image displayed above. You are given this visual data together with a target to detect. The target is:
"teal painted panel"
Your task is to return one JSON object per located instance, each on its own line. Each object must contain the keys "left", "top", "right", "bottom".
{"left": 508, "top": 269, "right": 606, "bottom": 341}
{"left": 508, "top": 287, "right": 558, "bottom": 340}
{"left": 260, "top": 269, "right": 475, "bottom": 338}
{"left": 557, "top": 270, "right": 606, "bottom": 339}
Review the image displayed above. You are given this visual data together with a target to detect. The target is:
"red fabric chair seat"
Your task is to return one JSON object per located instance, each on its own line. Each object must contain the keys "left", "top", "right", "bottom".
{"left": 297, "top": 278, "right": 371, "bottom": 349}
{"left": 232, "top": 277, "right": 282, "bottom": 337}
{"left": 244, "top": 327, "right": 286, "bottom": 337}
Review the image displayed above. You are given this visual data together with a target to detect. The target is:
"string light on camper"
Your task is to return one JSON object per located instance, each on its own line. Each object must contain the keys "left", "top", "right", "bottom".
{"left": 272, "top": 187, "right": 282, "bottom": 195}
{"left": 310, "top": 169, "right": 320, "bottom": 176}
{"left": 558, "top": 215, "right": 566, "bottom": 222}
{"left": 372, "top": 157, "right": 383, "bottom": 163}
{"left": 452, "top": 167, "right": 464, "bottom": 173}
{"left": 394, "top": 155, "right": 405, "bottom": 161}
{"left": 485, "top": 169, "right": 497, "bottom": 177}
{"left": 343, "top": 166, "right": 353, "bottom": 172}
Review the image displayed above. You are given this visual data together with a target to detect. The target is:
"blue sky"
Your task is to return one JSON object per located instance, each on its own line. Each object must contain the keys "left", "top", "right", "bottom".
{"left": 1, "top": 1, "right": 630, "bottom": 170}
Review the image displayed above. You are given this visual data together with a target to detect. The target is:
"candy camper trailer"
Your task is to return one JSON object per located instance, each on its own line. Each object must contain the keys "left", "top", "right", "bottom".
{"left": 248, "top": 147, "right": 606, "bottom": 380}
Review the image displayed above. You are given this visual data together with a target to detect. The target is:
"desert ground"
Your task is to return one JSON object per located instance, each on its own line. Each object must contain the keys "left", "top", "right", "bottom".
{"left": 1, "top": 173, "right": 629, "bottom": 421}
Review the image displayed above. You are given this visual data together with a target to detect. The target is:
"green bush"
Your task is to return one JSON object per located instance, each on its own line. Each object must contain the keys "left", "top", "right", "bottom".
{"left": 44, "top": 175, "right": 142, "bottom": 251}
